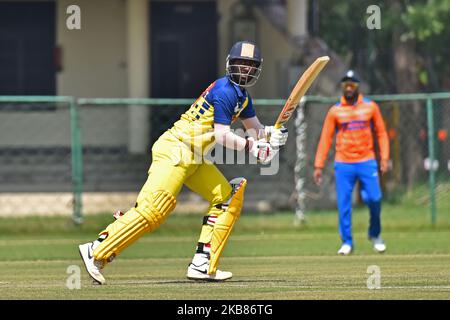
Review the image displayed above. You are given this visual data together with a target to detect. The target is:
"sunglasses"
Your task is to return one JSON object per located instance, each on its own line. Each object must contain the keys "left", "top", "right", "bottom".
{"left": 341, "top": 81, "right": 359, "bottom": 89}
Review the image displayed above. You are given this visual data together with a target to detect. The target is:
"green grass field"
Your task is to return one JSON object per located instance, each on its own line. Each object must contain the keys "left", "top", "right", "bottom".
{"left": 1, "top": 201, "right": 450, "bottom": 300}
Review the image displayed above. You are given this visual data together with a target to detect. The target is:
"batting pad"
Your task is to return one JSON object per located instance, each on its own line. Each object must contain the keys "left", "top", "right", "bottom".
{"left": 93, "top": 190, "right": 176, "bottom": 263}
{"left": 209, "top": 178, "right": 247, "bottom": 274}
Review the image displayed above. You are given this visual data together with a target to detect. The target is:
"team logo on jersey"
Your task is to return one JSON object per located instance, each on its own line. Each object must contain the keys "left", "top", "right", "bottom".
{"left": 231, "top": 107, "right": 242, "bottom": 123}
{"left": 201, "top": 81, "right": 216, "bottom": 98}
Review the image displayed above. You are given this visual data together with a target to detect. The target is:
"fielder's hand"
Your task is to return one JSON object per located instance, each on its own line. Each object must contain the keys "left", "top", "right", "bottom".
{"left": 380, "top": 159, "right": 389, "bottom": 175}
{"left": 264, "top": 126, "right": 288, "bottom": 147}
{"left": 246, "top": 137, "right": 278, "bottom": 164}
{"left": 313, "top": 167, "right": 323, "bottom": 186}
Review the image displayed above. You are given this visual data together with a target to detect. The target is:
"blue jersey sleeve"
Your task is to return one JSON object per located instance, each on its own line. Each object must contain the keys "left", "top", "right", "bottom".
{"left": 239, "top": 96, "right": 256, "bottom": 119}
{"left": 212, "top": 95, "right": 235, "bottom": 125}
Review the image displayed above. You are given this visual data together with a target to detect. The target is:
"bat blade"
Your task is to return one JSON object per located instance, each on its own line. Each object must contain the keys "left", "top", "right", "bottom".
{"left": 274, "top": 56, "right": 330, "bottom": 129}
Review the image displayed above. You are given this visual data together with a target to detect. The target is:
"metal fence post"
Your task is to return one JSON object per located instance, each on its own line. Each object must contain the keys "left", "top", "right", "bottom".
{"left": 70, "top": 98, "right": 83, "bottom": 224}
{"left": 294, "top": 98, "right": 307, "bottom": 225}
{"left": 426, "top": 97, "right": 437, "bottom": 226}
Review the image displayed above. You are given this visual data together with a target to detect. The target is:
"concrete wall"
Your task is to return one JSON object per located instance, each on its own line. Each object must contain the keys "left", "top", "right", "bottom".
{"left": 56, "top": 0, "right": 300, "bottom": 99}
{"left": 0, "top": 0, "right": 128, "bottom": 148}
{"left": 217, "top": 0, "right": 236, "bottom": 77}
{"left": 251, "top": 7, "right": 294, "bottom": 99}
{"left": 0, "top": 0, "right": 306, "bottom": 99}
{"left": 0, "top": 109, "right": 71, "bottom": 147}
{"left": 56, "top": 0, "right": 127, "bottom": 97}
{"left": 0, "top": 0, "right": 305, "bottom": 148}
{"left": 57, "top": 0, "right": 129, "bottom": 148}
{"left": 217, "top": 0, "right": 296, "bottom": 99}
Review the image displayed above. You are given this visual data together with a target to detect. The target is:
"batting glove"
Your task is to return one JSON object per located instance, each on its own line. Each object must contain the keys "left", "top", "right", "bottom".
{"left": 246, "top": 137, "right": 278, "bottom": 164}
{"left": 264, "top": 126, "right": 288, "bottom": 147}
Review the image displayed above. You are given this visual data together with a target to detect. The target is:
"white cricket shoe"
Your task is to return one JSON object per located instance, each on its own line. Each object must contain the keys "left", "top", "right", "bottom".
{"left": 370, "top": 237, "right": 386, "bottom": 253}
{"left": 186, "top": 253, "right": 232, "bottom": 282}
{"left": 78, "top": 242, "right": 106, "bottom": 285}
{"left": 337, "top": 244, "right": 353, "bottom": 255}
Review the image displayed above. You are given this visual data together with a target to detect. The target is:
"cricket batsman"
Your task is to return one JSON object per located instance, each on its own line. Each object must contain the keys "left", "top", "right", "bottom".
{"left": 79, "top": 41, "right": 288, "bottom": 284}
{"left": 313, "top": 70, "right": 389, "bottom": 255}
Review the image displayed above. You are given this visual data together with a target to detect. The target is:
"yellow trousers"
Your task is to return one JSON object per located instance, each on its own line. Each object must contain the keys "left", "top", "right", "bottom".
{"left": 140, "top": 131, "right": 232, "bottom": 242}
{"left": 93, "top": 131, "right": 232, "bottom": 262}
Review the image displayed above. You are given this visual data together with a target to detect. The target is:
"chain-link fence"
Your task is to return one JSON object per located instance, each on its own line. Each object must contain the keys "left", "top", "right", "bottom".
{"left": 295, "top": 93, "right": 450, "bottom": 225}
{"left": 1, "top": 94, "right": 449, "bottom": 225}
{"left": 74, "top": 98, "right": 296, "bottom": 221}
{"left": 0, "top": 96, "right": 80, "bottom": 220}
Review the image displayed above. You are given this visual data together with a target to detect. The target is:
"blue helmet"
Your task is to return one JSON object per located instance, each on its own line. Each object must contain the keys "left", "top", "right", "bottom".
{"left": 226, "top": 41, "right": 263, "bottom": 87}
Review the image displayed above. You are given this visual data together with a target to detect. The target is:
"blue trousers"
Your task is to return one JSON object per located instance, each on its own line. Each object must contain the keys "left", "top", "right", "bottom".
{"left": 334, "top": 159, "right": 382, "bottom": 246}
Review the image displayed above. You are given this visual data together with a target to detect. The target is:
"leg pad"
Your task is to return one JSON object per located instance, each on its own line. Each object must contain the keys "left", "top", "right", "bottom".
{"left": 93, "top": 191, "right": 176, "bottom": 262}
{"left": 209, "top": 178, "right": 247, "bottom": 274}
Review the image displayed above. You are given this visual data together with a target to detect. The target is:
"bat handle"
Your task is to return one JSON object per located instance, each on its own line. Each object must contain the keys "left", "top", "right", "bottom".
{"left": 274, "top": 123, "right": 283, "bottom": 130}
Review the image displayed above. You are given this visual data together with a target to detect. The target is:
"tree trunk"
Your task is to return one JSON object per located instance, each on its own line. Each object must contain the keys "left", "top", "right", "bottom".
{"left": 390, "top": 0, "right": 424, "bottom": 192}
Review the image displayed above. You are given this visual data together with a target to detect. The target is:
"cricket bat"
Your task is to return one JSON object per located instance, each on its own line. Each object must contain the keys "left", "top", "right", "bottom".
{"left": 274, "top": 56, "right": 330, "bottom": 129}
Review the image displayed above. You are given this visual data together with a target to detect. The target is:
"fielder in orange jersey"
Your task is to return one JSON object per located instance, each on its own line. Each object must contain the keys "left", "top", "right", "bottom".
{"left": 78, "top": 41, "right": 288, "bottom": 284}
{"left": 313, "top": 70, "right": 389, "bottom": 255}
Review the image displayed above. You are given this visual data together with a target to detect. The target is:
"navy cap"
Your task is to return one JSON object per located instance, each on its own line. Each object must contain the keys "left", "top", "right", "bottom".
{"left": 340, "top": 70, "right": 360, "bottom": 83}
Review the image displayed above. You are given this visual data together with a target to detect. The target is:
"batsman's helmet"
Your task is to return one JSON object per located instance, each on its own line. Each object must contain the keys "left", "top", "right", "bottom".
{"left": 226, "top": 41, "right": 263, "bottom": 87}
{"left": 340, "top": 70, "right": 360, "bottom": 83}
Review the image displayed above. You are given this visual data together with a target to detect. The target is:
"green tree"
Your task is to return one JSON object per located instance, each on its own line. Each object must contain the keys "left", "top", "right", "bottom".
{"left": 317, "top": 0, "right": 450, "bottom": 92}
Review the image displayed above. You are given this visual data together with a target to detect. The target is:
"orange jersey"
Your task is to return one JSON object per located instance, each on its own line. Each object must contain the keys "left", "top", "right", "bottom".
{"left": 314, "top": 94, "right": 389, "bottom": 168}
